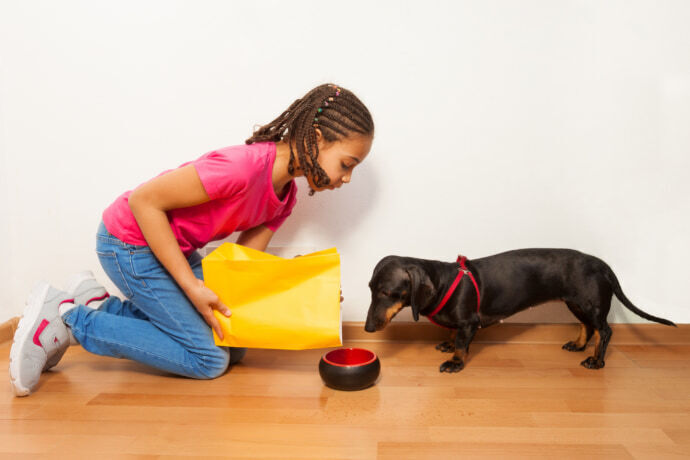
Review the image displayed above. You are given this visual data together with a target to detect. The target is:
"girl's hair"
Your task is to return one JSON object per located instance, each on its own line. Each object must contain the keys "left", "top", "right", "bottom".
{"left": 246, "top": 83, "right": 374, "bottom": 189}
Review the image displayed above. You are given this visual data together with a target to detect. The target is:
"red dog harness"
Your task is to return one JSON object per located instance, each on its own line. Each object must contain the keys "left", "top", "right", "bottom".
{"left": 426, "top": 255, "right": 481, "bottom": 328}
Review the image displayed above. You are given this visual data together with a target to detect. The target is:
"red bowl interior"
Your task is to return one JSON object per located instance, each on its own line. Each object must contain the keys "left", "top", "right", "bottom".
{"left": 323, "top": 348, "right": 377, "bottom": 367}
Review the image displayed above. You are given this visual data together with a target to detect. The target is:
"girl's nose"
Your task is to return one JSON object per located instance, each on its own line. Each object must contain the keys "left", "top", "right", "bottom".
{"left": 342, "top": 173, "right": 351, "bottom": 184}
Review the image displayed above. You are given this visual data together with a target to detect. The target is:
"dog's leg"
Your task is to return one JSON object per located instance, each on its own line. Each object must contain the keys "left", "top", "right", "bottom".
{"left": 581, "top": 324, "right": 612, "bottom": 369}
{"left": 440, "top": 323, "right": 478, "bottom": 373}
{"left": 562, "top": 323, "right": 594, "bottom": 352}
{"left": 563, "top": 301, "right": 594, "bottom": 352}
{"left": 576, "top": 290, "right": 614, "bottom": 369}
{"left": 435, "top": 329, "right": 457, "bottom": 353}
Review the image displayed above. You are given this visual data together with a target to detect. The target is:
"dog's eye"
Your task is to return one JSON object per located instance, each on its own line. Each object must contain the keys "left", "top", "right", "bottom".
{"left": 380, "top": 290, "right": 392, "bottom": 297}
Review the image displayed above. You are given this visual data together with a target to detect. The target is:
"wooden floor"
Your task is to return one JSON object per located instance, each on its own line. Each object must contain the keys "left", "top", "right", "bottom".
{"left": 2, "top": 327, "right": 690, "bottom": 459}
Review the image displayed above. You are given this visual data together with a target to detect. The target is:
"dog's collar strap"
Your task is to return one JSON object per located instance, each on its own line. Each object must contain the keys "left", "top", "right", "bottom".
{"left": 426, "top": 255, "right": 481, "bottom": 327}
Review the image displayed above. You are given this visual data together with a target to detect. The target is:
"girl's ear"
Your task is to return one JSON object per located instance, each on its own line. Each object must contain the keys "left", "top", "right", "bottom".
{"left": 314, "top": 128, "right": 325, "bottom": 149}
{"left": 405, "top": 266, "right": 435, "bottom": 321}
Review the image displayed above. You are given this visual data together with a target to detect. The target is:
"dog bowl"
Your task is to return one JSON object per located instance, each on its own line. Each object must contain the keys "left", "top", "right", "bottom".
{"left": 319, "top": 347, "right": 380, "bottom": 391}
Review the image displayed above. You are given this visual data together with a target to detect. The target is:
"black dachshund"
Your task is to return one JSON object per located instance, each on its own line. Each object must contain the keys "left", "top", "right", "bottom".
{"left": 365, "top": 249, "right": 675, "bottom": 372}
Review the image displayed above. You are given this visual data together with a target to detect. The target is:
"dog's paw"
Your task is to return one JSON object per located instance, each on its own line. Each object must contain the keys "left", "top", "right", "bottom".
{"left": 439, "top": 358, "right": 464, "bottom": 373}
{"left": 580, "top": 356, "right": 605, "bottom": 369}
{"left": 562, "top": 341, "right": 586, "bottom": 352}
{"left": 435, "top": 341, "right": 455, "bottom": 353}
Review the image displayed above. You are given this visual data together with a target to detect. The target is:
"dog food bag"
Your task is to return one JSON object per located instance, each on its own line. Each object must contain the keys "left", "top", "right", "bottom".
{"left": 202, "top": 243, "right": 342, "bottom": 350}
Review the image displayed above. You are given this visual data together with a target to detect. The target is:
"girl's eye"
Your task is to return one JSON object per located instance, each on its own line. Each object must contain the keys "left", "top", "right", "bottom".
{"left": 341, "top": 162, "right": 353, "bottom": 170}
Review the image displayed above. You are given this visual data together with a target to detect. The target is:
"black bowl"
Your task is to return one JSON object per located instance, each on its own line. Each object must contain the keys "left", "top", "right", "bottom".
{"left": 318, "top": 347, "right": 380, "bottom": 391}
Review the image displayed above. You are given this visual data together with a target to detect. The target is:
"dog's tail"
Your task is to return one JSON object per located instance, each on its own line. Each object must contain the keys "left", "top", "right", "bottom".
{"left": 605, "top": 266, "right": 676, "bottom": 327}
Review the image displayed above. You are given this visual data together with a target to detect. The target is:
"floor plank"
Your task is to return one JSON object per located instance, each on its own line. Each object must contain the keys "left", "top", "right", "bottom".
{"left": 2, "top": 336, "right": 690, "bottom": 458}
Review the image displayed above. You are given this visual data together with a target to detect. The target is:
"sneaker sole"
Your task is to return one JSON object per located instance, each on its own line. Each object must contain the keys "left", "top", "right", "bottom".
{"left": 9, "top": 281, "right": 51, "bottom": 397}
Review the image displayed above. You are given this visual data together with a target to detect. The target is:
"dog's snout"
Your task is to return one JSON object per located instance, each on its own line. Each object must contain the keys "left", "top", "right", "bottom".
{"left": 364, "top": 322, "right": 376, "bottom": 333}
{"left": 364, "top": 309, "right": 377, "bottom": 333}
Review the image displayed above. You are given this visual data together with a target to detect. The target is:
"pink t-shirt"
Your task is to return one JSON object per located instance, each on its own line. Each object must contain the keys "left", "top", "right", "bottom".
{"left": 102, "top": 142, "right": 298, "bottom": 256}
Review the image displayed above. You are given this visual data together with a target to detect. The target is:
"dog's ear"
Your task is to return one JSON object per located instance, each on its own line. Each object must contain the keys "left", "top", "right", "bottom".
{"left": 405, "top": 265, "right": 435, "bottom": 321}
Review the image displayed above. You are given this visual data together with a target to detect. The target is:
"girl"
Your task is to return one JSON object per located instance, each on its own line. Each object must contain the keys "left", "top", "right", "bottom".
{"left": 10, "top": 83, "right": 374, "bottom": 396}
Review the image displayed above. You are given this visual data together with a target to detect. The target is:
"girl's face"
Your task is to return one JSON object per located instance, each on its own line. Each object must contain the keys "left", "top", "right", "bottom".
{"left": 307, "top": 132, "right": 373, "bottom": 192}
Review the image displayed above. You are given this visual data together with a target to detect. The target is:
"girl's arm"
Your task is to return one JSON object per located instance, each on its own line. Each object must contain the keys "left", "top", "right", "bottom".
{"left": 236, "top": 225, "right": 274, "bottom": 252}
{"left": 128, "top": 164, "right": 231, "bottom": 338}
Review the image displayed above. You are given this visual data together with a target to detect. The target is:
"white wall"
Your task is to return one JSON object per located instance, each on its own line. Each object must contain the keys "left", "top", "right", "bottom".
{"left": 1, "top": 1, "right": 689, "bottom": 325}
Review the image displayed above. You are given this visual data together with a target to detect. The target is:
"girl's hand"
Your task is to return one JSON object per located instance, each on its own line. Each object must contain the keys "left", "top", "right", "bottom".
{"left": 185, "top": 278, "right": 232, "bottom": 340}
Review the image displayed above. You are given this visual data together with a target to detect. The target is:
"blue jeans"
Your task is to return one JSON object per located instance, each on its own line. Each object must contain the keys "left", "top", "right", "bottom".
{"left": 61, "top": 222, "right": 246, "bottom": 379}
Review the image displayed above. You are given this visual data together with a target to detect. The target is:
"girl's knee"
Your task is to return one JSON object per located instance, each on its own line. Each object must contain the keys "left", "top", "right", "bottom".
{"left": 195, "top": 347, "right": 230, "bottom": 379}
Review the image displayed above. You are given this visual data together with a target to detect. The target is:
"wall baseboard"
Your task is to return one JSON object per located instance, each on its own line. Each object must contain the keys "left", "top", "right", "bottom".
{"left": 344, "top": 321, "right": 690, "bottom": 345}
{"left": 2, "top": 317, "right": 687, "bottom": 346}
{"left": 0, "top": 317, "right": 20, "bottom": 345}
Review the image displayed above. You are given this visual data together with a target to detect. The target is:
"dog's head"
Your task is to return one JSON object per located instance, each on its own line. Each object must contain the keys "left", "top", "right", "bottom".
{"left": 364, "top": 256, "right": 436, "bottom": 332}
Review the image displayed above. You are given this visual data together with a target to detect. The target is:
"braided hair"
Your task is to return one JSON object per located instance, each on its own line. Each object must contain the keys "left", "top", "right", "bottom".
{"left": 246, "top": 84, "right": 374, "bottom": 193}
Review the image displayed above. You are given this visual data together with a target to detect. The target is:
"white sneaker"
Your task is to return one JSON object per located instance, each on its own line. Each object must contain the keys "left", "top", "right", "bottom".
{"left": 9, "top": 282, "right": 73, "bottom": 396}
{"left": 65, "top": 270, "right": 110, "bottom": 308}
{"left": 41, "top": 271, "right": 110, "bottom": 372}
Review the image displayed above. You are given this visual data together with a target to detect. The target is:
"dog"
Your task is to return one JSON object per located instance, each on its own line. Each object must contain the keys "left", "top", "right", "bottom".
{"left": 364, "top": 249, "right": 675, "bottom": 372}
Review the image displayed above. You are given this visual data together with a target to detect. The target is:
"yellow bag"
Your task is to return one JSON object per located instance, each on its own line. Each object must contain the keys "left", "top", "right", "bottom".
{"left": 202, "top": 243, "right": 342, "bottom": 350}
